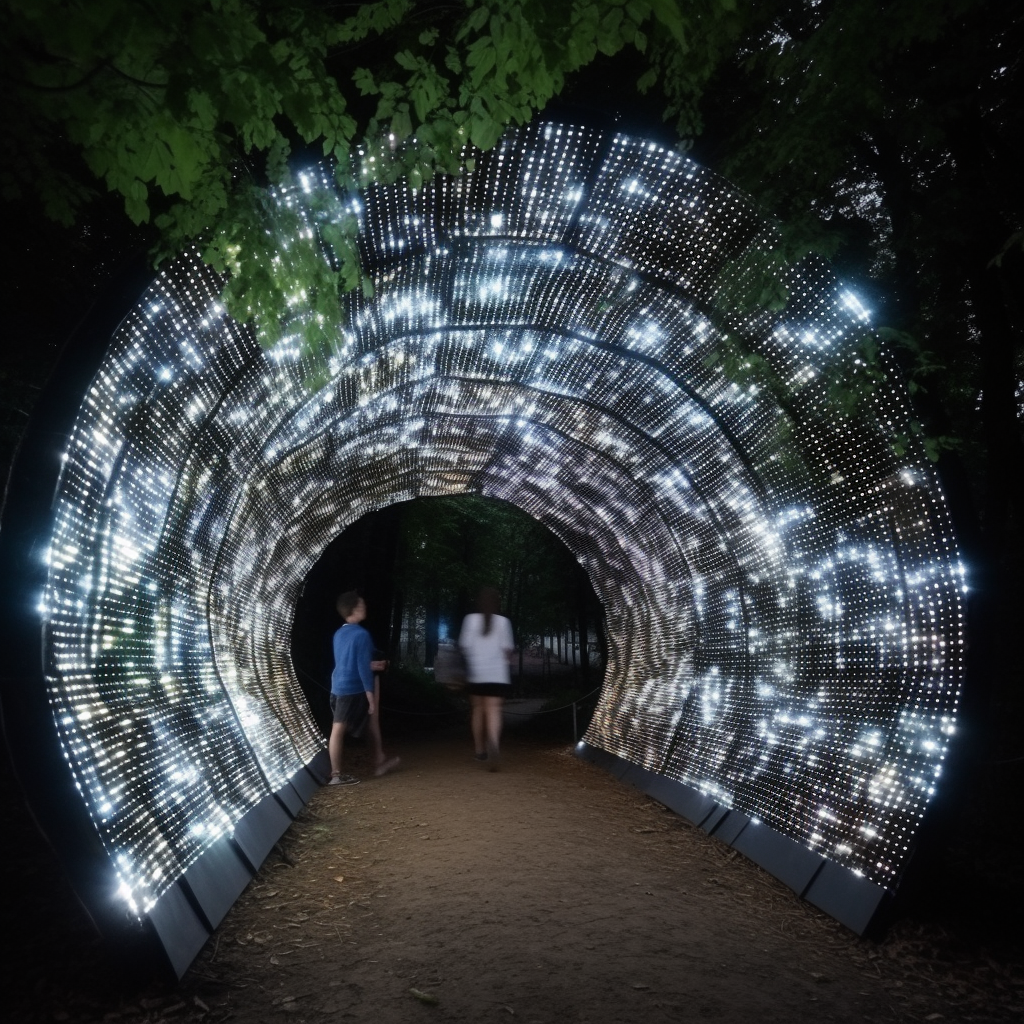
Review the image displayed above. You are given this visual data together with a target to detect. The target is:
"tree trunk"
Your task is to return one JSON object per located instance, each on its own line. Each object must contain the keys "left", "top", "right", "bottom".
{"left": 389, "top": 588, "right": 404, "bottom": 664}
{"left": 424, "top": 573, "right": 439, "bottom": 668}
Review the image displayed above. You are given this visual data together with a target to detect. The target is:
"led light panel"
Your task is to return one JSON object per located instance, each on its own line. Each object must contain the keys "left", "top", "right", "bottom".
{"left": 22, "top": 122, "right": 963, "bottom": 941}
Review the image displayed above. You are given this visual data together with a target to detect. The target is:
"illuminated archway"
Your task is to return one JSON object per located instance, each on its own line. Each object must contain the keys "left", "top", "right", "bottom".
{"left": 0, "top": 123, "right": 964, "bottom": 974}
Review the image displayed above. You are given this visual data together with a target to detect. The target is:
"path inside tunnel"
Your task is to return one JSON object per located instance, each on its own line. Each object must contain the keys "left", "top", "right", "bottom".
{"left": 156, "top": 731, "right": 958, "bottom": 1024}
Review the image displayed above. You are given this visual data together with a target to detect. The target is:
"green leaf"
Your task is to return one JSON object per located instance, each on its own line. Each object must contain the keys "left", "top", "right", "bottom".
{"left": 444, "top": 47, "right": 463, "bottom": 74}
{"left": 648, "top": 0, "right": 687, "bottom": 47}
{"left": 469, "top": 114, "right": 504, "bottom": 151}
{"left": 467, "top": 43, "right": 496, "bottom": 87}
{"left": 391, "top": 105, "right": 413, "bottom": 139}
{"left": 394, "top": 49, "right": 419, "bottom": 71}
{"left": 637, "top": 66, "right": 658, "bottom": 93}
{"left": 124, "top": 178, "right": 150, "bottom": 224}
{"left": 457, "top": 4, "right": 490, "bottom": 40}
{"left": 353, "top": 67, "right": 379, "bottom": 95}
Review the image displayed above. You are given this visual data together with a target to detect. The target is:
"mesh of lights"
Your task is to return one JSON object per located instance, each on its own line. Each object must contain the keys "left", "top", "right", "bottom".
{"left": 40, "top": 122, "right": 964, "bottom": 918}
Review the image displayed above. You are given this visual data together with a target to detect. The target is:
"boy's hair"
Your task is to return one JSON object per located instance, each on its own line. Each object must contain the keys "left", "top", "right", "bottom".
{"left": 336, "top": 590, "right": 362, "bottom": 619}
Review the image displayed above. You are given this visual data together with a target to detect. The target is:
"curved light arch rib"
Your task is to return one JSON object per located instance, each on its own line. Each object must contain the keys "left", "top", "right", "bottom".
{"left": 0, "top": 122, "right": 964, "bottom": 974}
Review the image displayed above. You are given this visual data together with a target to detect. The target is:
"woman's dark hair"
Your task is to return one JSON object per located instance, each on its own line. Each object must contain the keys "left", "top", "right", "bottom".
{"left": 477, "top": 586, "right": 501, "bottom": 635}
{"left": 336, "top": 590, "right": 362, "bottom": 619}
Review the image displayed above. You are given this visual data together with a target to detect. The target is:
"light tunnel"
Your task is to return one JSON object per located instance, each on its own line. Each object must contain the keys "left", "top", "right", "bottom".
{"left": 0, "top": 122, "right": 965, "bottom": 974}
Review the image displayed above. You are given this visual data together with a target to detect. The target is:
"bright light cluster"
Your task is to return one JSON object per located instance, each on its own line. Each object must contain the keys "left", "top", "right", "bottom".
{"left": 41, "top": 122, "right": 963, "bottom": 915}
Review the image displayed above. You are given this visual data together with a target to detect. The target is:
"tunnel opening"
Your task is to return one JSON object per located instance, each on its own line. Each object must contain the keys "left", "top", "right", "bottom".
{"left": 290, "top": 494, "right": 607, "bottom": 741}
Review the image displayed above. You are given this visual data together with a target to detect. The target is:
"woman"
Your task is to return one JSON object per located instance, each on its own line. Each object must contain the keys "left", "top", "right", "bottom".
{"left": 459, "top": 587, "right": 515, "bottom": 769}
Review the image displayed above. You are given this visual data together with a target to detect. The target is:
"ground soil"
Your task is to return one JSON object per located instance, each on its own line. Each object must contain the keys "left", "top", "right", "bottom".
{"left": 3, "top": 705, "right": 1023, "bottom": 1024}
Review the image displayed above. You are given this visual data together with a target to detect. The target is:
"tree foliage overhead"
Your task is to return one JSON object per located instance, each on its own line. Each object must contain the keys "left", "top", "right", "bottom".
{"left": 1, "top": 0, "right": 693, "bottom": 347}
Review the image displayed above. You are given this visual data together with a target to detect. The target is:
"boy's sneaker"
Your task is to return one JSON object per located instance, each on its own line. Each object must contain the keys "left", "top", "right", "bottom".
{"left": 328, "top": 774, "right": 359, "bottom": 786}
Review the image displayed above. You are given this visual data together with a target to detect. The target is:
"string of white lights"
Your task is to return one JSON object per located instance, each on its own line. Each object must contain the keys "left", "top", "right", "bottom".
{"left": 39, "top": 122, "right": 964, "bottom": 918}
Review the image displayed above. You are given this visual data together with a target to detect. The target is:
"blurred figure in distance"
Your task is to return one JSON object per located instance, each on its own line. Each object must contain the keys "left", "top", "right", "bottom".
{"left": 459, "top": 586, "right": 514, "bottom": 770}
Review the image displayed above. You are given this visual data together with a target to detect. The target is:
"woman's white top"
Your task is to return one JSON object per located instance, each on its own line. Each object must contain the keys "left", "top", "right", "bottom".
{"left": 459, "top": 613, "right": 514, "bottom": 685}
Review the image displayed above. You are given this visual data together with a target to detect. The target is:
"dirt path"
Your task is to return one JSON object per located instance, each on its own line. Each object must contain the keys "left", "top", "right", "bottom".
{"left": 4, "top": 727, "right": 1020, "bottom": 1023}
{"left": 166, "top": 732, "right": 971, "bottom": 1024}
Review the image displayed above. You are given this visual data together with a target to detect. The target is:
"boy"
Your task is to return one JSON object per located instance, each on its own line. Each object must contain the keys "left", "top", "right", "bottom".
{"left": 328, "top": 591, "right": 399, "bottom": 785}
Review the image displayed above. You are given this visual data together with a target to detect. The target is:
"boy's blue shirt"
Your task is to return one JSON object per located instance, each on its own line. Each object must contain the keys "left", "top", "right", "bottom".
{"left": 330, "top": 622, "right": 375, "bottom": 696}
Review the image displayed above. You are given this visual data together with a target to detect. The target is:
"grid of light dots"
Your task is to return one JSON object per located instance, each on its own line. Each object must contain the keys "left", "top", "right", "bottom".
{"left": 40, "top": 122, "right": 965, "bottom": 917}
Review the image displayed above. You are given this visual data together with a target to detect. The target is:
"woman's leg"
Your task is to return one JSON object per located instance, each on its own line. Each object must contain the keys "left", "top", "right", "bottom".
{"left": 470, "top": 694, "right": 486, "bottom": 756}
{"left": 484, "top": 695, "right": 503, "bottom": 760}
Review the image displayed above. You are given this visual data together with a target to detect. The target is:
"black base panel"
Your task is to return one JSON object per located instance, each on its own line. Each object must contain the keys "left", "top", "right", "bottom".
{"left": 290, "top": 765, "right": 320, "bottom": 802}
{"left": 709, "top": 809, "right": 752, "bottom": 846}
{"left": 700, "top": 804, "right": 730, "bottom": 835}
{"left": 306, "top": 749, "right": 331, "bottom": 783}
{"left": 181, "top": 837, "right": 255, "bottom": 932}
{"left": 804, "top": 860, "right": 889, "bottom": 935}
{"left": 575, "top": 741, "right": 889, "bottom": 936}
{"left": 731, "top": 818, "right": 825, "bottom": 895}
{"left": 145, "top": 752, "right": 328, "bottom": 977}
{"left": 577, "top": 741, "right": 630, "bottom": 780}
{"left": 148, "top": 881, "right": 212, "bottom": 979}
{"left": 232, "top": 793, "right": 294, "bottom": 871}
{"left": 275, "top": 781, "right": 303, "bottom": 817}
{"left": 620, "top": 763, "right": 718, "bottom": 826}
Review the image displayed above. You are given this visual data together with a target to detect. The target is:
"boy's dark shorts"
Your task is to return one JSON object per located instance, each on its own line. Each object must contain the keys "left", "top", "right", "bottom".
{"left": 330, "top": 692, "right": 370, "bottom": 737}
